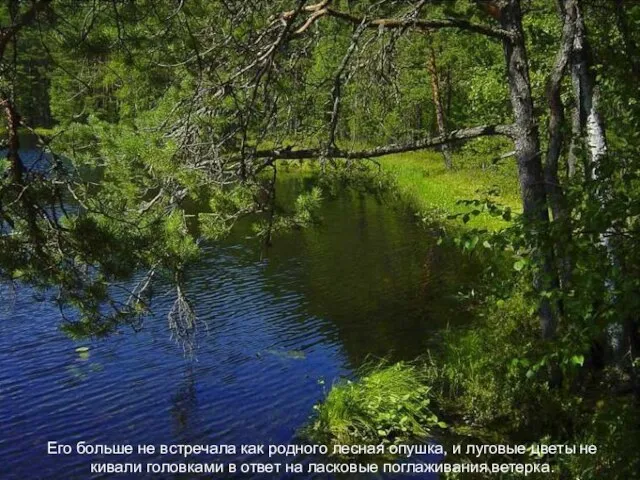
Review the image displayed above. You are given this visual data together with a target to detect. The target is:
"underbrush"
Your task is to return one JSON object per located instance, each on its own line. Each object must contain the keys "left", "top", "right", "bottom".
{"left": 428, "top": 291, "right": 640, "bottom": 478}
{"left": 428, "top": 293, "right": 575, "bottom": 434}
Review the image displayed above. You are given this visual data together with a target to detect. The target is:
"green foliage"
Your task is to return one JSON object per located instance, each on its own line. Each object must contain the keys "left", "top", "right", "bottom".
{"left": 428, "top": 292, "right": 575, "bottom": 431}
{"left": 291, "top": 186, "right": 323, "bottom": 226}
{"left": 420, "top": 288, "right": 640, "bottom": 479}
{"left": 200, "top": 186, "right": 257, "bottom": 240}
{"left": 552, "top": 398, "right": 640, "bottom": 479}
{"left": 0, "top": 0, "right": 639, "bottom": 475}
{"left": 317, "top": 161, "right": 395, "bottom": 198}
{"left": 305, "top": 362, "right": 441, "bottom": 453}
{"left": 163, "top": 211, "right": 199, "bottom": 264}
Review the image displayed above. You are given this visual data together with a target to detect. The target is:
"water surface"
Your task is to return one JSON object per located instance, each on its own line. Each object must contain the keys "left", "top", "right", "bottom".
{"left": 0, "top": 175, "right": 476, "bottom": 478}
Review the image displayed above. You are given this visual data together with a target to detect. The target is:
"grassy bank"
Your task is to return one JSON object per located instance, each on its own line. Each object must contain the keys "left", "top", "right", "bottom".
{"left": 377, "top": 143, "right": 521, "bottom": 231}
{"left": 279, "top": 139, "right": 521, "bottom": 230}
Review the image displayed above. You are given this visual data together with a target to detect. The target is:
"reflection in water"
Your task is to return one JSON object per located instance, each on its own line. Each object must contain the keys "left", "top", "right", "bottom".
{"left": 255, "top": 175, "right": 478, "bottom": 365}
{"left": 171, "top": 367, "right": 198, "bottom": 437}
{"left": 0, "top": 175, "right": 477, "bottom": 479}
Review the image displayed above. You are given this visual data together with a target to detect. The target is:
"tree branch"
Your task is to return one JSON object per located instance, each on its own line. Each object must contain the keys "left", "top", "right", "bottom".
{"left": 287, "top": 4, "right": 514, "bottom": 40}
{"left": 246, "top": 124, "right": 515, "bottom": 162}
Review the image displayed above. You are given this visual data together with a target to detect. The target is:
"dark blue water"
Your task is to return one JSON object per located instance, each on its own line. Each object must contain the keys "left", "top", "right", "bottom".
{"left": 0, "top": 177, "right": 475, "bottom": 479}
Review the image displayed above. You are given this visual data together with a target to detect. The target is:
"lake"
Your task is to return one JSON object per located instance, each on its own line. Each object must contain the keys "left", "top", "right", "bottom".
{"left": 0, "top": 173, "right": 477, "bottom": 479}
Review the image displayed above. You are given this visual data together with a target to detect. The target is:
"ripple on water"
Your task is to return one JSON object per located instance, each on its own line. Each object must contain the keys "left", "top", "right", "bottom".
{"left": 0, "top": 188, "right": 473, "bottom": 479}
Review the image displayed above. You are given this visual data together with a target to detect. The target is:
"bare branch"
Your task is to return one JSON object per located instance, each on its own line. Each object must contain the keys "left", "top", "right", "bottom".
{"left": 243, "top": 124, "right": 515, "bottom": 162}
{"left": 288, "top": 5, "right": 514, "bottom": 40}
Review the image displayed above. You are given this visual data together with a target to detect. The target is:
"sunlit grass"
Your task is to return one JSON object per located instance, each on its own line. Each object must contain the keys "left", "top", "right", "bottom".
{"left": 276, "top": 138, "right": 521, "bottom": 231}
{"left": 377, "top": 148, "right": 521, "bottom": 231}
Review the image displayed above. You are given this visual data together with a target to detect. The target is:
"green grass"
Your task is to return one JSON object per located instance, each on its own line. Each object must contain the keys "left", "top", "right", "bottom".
{"left": 304, "top": 362, "right": 443, "bottom": 453}
{"left": 277, "top": 138, "right": 521, "bottom": 231}
{"left": 377, "top": 147, "right": 521, "bottom": 230}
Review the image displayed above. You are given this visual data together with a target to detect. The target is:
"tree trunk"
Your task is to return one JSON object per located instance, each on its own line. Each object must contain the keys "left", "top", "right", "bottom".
{"left": 427, "top": 44, "right": 453, "bottom": 169}
{"left": 567, "top": 100, "right": 581, "bottom": 177}
{"left": 500, "top": 0, "right": 559, "bottom": 339}
{"left": 546, "top": 0, "right": 574, "bottom": 224}
{"left": 571, "top": 3, "right": 607, "bottom": 178}
{"left": 445, "top": 65, "right": 453, "bottom": 121}
{"left": 571, "top": 0, "right": 639, "bottom": 364}
{"left": 545, "top": 0, "right": 577, "bottom": 288}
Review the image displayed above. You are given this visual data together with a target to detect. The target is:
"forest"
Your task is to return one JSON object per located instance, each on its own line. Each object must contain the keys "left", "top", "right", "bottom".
{"left": 1, "top": 0, "right": 640, "bottom": 478}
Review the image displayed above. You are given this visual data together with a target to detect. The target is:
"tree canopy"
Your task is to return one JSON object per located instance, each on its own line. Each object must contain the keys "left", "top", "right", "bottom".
{"left": 1, "top": 0, "right": 639, "bottom": 364}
